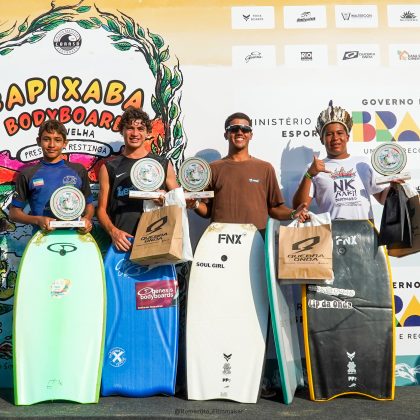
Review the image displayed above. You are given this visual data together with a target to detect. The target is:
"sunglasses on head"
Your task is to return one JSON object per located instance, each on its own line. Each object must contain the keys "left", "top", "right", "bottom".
{"left": 226, "top": 124, "right": 253, "bottom": 133}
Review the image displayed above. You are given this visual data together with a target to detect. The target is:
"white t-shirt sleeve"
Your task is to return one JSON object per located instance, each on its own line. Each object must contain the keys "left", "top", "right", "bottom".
{"left": 363, "top": 161, "right": 387, "bottom": 195}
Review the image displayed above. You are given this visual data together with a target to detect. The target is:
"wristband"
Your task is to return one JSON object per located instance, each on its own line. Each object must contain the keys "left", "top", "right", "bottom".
{"left": 290, "top": 209, "right": 297, "bottom": 219}
{"left": 304, "top": 171, "right": 313, "bottom": 180}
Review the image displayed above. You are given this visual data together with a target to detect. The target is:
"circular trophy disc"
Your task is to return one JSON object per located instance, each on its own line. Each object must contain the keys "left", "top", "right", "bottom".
{"left": 130, "top": 158, "right": 165, "bottom": 192}
{"left": 179, "top": 157, "right": 211, "bottom": 192}
{"left": 371, "top": 143, "right": 407, "bottom": 176}
{"left": 50, "top": 186, "right": 86, "bottom": 221}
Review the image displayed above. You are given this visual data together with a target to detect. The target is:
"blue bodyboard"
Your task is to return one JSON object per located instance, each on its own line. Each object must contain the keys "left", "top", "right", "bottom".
{"left": 101, "top": 245, "right": 179, "bottom": 397}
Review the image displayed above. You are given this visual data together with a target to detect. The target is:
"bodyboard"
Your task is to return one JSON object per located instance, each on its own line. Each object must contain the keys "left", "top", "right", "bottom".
{"left": 302, "top": 220, "right": 395, "bottom": 401}
{"left": 101, "top": 245, "right": 178, "bottom": 397}
{"left": 13, "top": 230, "right": 106, "bottom": 405}
{"left": 265, "top": 218, "right": 304, "bottom": 404}
{"left": 187, "top": 223, "right": 269, "bottom": 403}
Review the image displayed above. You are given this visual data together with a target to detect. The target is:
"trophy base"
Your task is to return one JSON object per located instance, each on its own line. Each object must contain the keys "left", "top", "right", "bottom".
{"left": 129, "top": 191, "right": 215, "bottom": 199}
{"left": 184, "top": 191, "right": 214, "bottom": 199}
{"left": 49, "top": 220, "right": 86, "bottom": 228}
{"left": 129, "top": 191, "right": 163, "bottom": 199}
{"left": 376, "top": 171, "right": 411, "bottom": 185}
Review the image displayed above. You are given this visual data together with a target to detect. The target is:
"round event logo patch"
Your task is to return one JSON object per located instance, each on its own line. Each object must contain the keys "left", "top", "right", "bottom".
{"left": 53, "top": 28, "right": 82, "bottom": 55}
{"left": 108, "top": 347, "right": 127, "bottom": 368}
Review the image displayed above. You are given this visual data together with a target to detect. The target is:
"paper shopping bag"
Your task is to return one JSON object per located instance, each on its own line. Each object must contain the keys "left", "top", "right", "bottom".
{"left": 130, "top": 205, "right": 183, "bottom": 265}
{"left": 278, "top": 215, "right": 333, "bottom": 281}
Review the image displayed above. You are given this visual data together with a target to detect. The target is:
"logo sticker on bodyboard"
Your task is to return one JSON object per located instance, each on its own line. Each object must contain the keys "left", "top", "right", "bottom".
{"left": 50, "top": 278, "right": 71, "bottom": 298}
{"left": 108, "top": 347, "right": 126, "bottom": 367}
{"left": 135, "top": 280, "right": 178, "bottom": 310}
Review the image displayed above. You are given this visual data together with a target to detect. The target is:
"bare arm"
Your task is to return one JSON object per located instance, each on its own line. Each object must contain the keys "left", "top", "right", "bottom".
{"left": 9, "top": 205, "right": 56, "bottom": 231}
{"left": 292, "top": 177, "right": 313, "bottom": 210}
{"left": 83, "top": 202, "right": 95, "bottom": 221}
{"left": 78, "top": 202, "right": 94, "bottom": 234}
{"left": 293, "top": 155, "right": 330, "bottom": 209}
{"left": 96, "top": 164, "right": 133, "bottom": 251}
{"left": 165, "top": 162, "right": 179, "bottom": 191}
{"left": 187, "top": 199, "right": 212, "bottom": 219}
{"left": 269, "top": 202, "right": 309, "bottom": 223}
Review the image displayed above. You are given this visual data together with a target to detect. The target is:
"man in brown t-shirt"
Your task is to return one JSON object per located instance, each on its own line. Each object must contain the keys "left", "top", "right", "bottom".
{"left": 189, "top": 112, "right": 308, "bottom": 229}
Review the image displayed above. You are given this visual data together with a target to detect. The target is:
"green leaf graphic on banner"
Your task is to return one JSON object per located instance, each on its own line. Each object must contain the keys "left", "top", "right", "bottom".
{"left": 0, "top": 48, "right": 13, "bottom": 55}
{"left": 109, "top": 34, "right": 124, "bottom": 41}
{"left": 106, "top": 19, "right": 119, "bottom": 33}
{"left": 101, "top": 24, "right": 112, "bottom": 32}
{"left": 43, "top": 21, "right": 66, "bottom": 31}
{"left": 159, "top": 47, "right": 170, "bottom": 62}
{"left": 90, "top": 17, "right": 102, "bottom": 26}
{"left": 0, "top": 26, "right": 14, "bottom": 40}
{"left": 137, "top": 26, "right": 145, "bottom": 38}
{"left": 169, "top": 103, "right": 179, "bottom": 120}
{"left": 18, "top": 22, "right": 28, "bottom": 33}
{"left": 148, "top": 58, "right": 157, "bottom": 76}
{"left": 171, "top": 146, "right": 182, "bottom": 160}
{"left": 148, "top": 31, "right": 164, "bottom": 49}
{"left": 122, "top": 18, "right": 135, "bottom": 37}
{"left": 161, "top": 65, "right": 172, "bottom": 90}
{"left": 112, "top": 42, "right": 132, "bottom": 51}
{"left": 173, "top": 121, "right": 182, "bottom": 140}
{"left": 170, "top": 66, "right": 182, "bottom": 89}
{"left": 76, "top": 6, "right": 91, "bottom": 13}
{"left": 162, "top": 86, "right": 172, "bottom": 104}
{"left": 77, "top": 20, "right": 97, "bottom": 29}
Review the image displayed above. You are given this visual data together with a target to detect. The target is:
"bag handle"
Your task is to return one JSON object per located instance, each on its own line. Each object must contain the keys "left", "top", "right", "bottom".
{"left": 287, "top": 211, "right": 331, "bottom": 228}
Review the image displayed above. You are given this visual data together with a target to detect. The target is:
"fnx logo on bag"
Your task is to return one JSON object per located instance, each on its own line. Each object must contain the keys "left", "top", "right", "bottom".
{"left": 218, "top": 234, "right": 242, "bottom": 244}
{"left": 146, "top": 216, "right": 168, "bottom": 234}
{"left": 292, "top": 236, "right": 320, "bottom": 253}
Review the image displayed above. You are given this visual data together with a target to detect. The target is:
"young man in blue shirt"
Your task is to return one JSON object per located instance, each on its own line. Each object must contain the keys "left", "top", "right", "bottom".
{"left": 9, "top": 119, "right": 93, "bottom": 233}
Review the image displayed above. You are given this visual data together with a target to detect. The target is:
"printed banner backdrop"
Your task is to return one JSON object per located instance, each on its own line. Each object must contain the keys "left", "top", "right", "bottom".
{"left": 1, "top": 0, "right": 419, "bottom": 387}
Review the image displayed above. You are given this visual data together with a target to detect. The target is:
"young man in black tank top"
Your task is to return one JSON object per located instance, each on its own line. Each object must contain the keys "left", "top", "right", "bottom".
{"left": 97, "top": 107, "right": 178, "bottom": 251}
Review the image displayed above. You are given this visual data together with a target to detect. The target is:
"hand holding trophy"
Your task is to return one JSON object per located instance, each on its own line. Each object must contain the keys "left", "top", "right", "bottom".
{"left": 49, "top": 186, "right": 86, "bottom": 228}
{"left": 178, "top": 157, "right": 214, "bottom": 199}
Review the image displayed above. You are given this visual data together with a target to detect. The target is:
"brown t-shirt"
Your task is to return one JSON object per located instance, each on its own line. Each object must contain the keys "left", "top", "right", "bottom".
{"left": 209, "top": 157, "right": 284, "bottom": 230}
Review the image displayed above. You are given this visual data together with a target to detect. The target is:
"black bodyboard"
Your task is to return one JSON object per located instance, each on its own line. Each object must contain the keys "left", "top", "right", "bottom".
{"left": 303, "top": 220, "right": 395, "bottom": 401}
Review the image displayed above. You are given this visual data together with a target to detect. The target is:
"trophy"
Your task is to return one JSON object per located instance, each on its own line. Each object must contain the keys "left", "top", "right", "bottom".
{"left": 178, "top": 157, "right": 214, "bottom": 199}
{"left": 129, "top": 158, "right": 166, "bottom": 199}
{"left": 49, "top": 186, "right": 86, "bottom": 228}
{"left": 371, "top": 143, "right": 411, "bottom": 184}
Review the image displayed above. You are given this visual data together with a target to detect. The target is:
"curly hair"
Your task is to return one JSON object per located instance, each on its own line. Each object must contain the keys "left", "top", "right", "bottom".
{"left": 118, "top": 106, "right": 152, "bottom": 134}
{"left": 37, "top": 119, "right": 67, "bottom": 141}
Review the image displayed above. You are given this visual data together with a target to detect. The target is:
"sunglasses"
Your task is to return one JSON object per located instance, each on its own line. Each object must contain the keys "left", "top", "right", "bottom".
{"left": 226, "top": 124, "right": 253, "bottom": 133}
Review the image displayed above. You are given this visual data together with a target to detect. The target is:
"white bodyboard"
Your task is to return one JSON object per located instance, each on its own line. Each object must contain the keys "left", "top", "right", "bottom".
{"left": 187, "top": 223, "right": 269, "bottom": 403}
